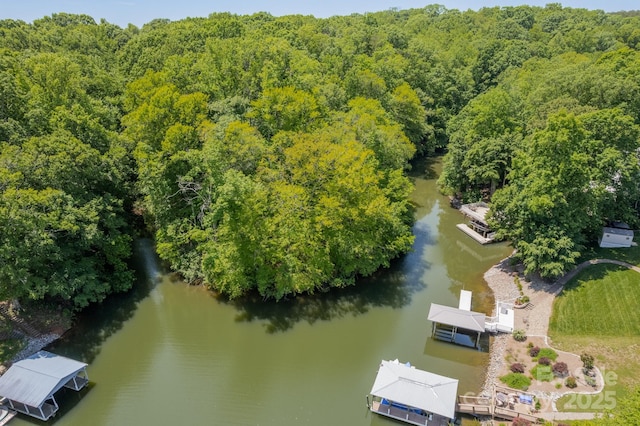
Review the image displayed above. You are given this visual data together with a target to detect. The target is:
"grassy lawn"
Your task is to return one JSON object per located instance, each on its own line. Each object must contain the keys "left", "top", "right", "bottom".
{"left": 550, "top": 264, "right": 640, "bottom": 336}
{"left": 549, "top": 263, "right": 640, "bottom": 412}
{"left": 579, "top": 243, "right": 640, "bottom": 267}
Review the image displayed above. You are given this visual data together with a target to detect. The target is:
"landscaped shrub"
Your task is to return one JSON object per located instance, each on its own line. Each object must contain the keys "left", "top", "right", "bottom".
{"left": 500, "top": 373, "right": 531, "bottom": 390}
{"left": 536, "top": 348, "right": 558, "bottom": 361}
{"left": 531, "top": 364, "right": 553, "bottom": 382}
{"left": 581, "top": 353, "right": 594, "bottom": 371}
{"left": 553, "top": 362, "right": 569, "bottom": 377}
{"left": 512, "top": 418, "right": 532, "bottom": 426}
{"left": 513, "top": 329, "right": 527, "bottom": 342}
{"left": 538, "top": 356, "right": 551, "bottom": 366}
{"left": 586, "top": 377, "right": 597, "bottom": 388}
{"left": 565, "top": 376, "right": 577, "bottom": 388}
{"left": 510, "top": 363, "right": 526, "bottom": 373}
{"left": 529, "top": 346, "right": 540, "bottom": 357}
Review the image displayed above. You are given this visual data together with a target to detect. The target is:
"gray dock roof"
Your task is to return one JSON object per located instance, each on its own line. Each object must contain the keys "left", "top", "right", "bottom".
{"left": 459, "top": 202, "right": 490, "bottom": 224}
{"left": 370, "top": 359, "right": 459, "bottom": 419}
{"left": 0, "top": 351, "right": 87, "bottom": 408}
{"left": 428, "top": 303, "right": 486, "bottom": 332}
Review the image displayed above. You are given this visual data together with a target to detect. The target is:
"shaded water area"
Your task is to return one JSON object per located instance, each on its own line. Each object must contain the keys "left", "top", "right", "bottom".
{"left": 18, "top": 157, "right": 511, "bottom": 425}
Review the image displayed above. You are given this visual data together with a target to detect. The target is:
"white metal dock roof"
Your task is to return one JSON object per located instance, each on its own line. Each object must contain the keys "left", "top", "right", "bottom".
{"left": 370, "top": 359, "right": 459, "bottom": 419}
{"left": 428, "top": 303, "right": 486, "bottom": 332}
{"left": 459, "top": 202, "right": 490, "bottom": 225}
{"left": 0, "top": 351, "right": 87, "bottom": 408}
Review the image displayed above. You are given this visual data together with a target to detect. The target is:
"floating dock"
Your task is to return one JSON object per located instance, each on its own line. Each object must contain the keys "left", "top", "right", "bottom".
{"left": 456, "top": 223, "right": 494, "bottom": 244}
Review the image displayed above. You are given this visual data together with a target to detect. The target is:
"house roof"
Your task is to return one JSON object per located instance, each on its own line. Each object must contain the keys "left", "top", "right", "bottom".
{"left": 428, "top": 303, "right": 486, "bottom": 332}
{"left": 370, "top": 359, "right": 459, "bottom": 418}
{"left": 603, "top": 227, "right": 634, "bottom": 236}
{"left": 0, "top": 351, "right": 87, "bottom": 408}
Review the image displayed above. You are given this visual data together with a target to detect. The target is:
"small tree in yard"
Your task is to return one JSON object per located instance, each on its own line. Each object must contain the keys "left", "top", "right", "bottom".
{"left": 512, "top": 418, "right": 532, "bottom": 426}
{"left": 581, "top": 353, "right": 594, "bottom": 372}
{"left": 513, "top": 329, "right": 527, "bottom": 342}
{"left": 510, "top": 363, "right": 526, "bottom": 373}
{"left": 553, "top": 361, "right": 569, "bottom": 377}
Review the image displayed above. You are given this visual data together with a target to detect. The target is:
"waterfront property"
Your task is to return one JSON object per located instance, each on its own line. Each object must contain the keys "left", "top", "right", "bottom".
{"left": 456, "top": 202, "right": 497, "bottom": 244}
{"left": 0, "top": 351, "right": 88, "bottom": 421}
{"left": 428, "top": 291, "right": 514, "bottom": 348}
{"left": 368, "top": 359, "right": 458, "bottom": 426}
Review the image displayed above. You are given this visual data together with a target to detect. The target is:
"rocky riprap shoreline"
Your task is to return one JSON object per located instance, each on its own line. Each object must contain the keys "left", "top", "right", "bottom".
{"left": 480, "top": 257, "right": 520, "bottom": 397}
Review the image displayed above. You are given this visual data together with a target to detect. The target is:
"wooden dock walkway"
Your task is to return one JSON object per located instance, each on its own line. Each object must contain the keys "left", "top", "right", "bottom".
{"left": 456, "top": 389, "right": 543, "bottom": 423}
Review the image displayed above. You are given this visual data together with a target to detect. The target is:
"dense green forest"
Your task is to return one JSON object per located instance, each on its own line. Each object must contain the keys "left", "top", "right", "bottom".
{"left": 1, "top": 5, "right": 639, "bottom": 308}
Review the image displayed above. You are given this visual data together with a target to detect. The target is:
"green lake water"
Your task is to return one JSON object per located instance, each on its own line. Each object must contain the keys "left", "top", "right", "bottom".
{"left": 17, "top": 157, "right": 511, "bottom": 426}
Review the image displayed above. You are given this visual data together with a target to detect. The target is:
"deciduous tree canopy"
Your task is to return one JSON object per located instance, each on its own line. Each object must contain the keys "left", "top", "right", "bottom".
{"left": 1, "top": 4, "right": 639, "bottom": 303}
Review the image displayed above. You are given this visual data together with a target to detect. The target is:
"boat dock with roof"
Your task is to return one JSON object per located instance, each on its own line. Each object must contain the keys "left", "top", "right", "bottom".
{"left": 428, "top": 290, "right": 514, "bottom": 348}
{"left": 456, "top": 202, "right": 497, "bottom": 244}
{"left": 0, "top": 351, "right": 88, "bottom": 421}
{"left": 368, "top": 359, "right": 458, "bottom": 426}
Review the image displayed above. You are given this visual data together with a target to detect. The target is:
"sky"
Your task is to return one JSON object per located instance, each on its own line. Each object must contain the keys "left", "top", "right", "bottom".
{"left": 2, "top": 0, "right": 638, "bottom": 28}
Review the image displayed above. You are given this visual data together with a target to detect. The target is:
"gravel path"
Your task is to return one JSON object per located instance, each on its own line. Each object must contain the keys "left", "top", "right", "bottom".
{"left": 12, "top": 332, "right": 61, "bottom": 362}
{"left": 481, "top": 256, "right": 640, "bottom": 420}
{"left": 480, "top": 256, "right": 520, "bottom": 396}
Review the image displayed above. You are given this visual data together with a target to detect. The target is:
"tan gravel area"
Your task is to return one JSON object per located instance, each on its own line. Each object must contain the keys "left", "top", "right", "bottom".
{"left": 480, "top": 256, "right": 618, "bottom": 418}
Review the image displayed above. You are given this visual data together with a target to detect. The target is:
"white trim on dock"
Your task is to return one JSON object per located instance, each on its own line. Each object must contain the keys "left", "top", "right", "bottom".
{"left": 456, "top": 223, "right": 493, "bottom": 244}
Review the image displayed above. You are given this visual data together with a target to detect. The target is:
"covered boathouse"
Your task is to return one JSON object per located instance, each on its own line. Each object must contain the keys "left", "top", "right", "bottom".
{"left": 428, "top": 290, "right": 514, "bottom": 348}
{"left": 456, "top": 202, "right": 497, "bottom": 244}
{"left": 369, "top": 359, "right": 458, "bottom": 426}
{"left": 428, "top": 298, "right": 486, "bottom": 349}
{"left": 0, "top": 351, "right": 88, "bottom": 421}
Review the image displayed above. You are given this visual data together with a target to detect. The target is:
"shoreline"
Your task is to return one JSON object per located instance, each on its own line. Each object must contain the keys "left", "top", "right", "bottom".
{"left": 480, "top": 256, "right": 521, "bottom": 397}
{"left": 12, "top": 332, "right": 61, "bottom": 363}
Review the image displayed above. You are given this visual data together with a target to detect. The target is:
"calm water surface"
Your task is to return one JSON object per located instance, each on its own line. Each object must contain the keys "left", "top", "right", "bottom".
{"left": 20, "top": 157, "right": 511, "bottom": 425}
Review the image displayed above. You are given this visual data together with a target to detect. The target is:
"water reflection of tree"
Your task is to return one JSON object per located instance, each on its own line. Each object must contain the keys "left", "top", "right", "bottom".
{"left": 436, "top": 193, "right": 511, "bottom": 315}
{"left": 46, "top": 239, "right": 159, "bottom": 364}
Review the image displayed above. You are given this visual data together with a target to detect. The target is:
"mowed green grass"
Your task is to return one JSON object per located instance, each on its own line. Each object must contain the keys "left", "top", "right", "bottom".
{"left": 550, "top": 260, "right": 640, "bottom": 411}
{"left": 550, "top": 264, "right": 640, "bottom": 336}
